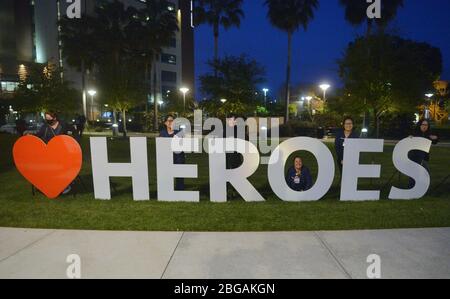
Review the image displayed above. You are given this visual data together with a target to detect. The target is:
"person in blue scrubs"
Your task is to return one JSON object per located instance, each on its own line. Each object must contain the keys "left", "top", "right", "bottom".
{"left": 159, "top": 115, "right": 186, "bottom": 191}
{"left": 286, "top": 157, "right": 313, "bottom": 192}
{"left": 335, "top": 117, "right": 359, "bottom": 174}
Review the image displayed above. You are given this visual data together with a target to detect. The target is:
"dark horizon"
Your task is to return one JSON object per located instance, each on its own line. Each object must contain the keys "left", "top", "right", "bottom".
{"left": 194, "top": 0, "right": 450, "bottom": 99}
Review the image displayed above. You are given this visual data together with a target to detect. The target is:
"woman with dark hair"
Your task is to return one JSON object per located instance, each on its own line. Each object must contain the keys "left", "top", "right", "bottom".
{"left": 334, "top": 116, "right": 359, "bottom": 174}
{"left": 159, "top": 114, "right": 186, "bottom": 191}
{"left": 34, "top": 111, "right": 79, "bottom": 195}
{"left": 36, "top": 111, "right": 79, "bottom": 144}
{"left": 286, "top": 157, "right": 313, "bottom": 192}
{"left": 408, "top": 119, "right": 439, "bottom": 188}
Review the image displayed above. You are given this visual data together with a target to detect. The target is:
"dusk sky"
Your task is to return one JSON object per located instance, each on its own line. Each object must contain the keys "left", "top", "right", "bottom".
{"left": 194, "top": 0, "right": 450, "bottom": 98}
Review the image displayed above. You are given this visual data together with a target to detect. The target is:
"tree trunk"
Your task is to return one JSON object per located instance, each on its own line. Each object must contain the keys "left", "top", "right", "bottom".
{"left": 112, "top": 108, "right": 118, "bottom": 137}
{"left": 81, "top": 59, "right": 87, "bottom": 123}
{"left": 145, "top": 62, "right": 149, "bottom": 114}
{"left": 152, "top": 60, "right": 159, "bottom": 131}
{"left": 214, "top": 23, "right": 219, "bottom": 77}
{"left": 373, "top": 108, "right": 381, "bottom": 139}
{"left": 285, "top": 32, "right": 293, "bottom": 123}
{"left": 122, "top": 109, "right": 127, "bottom": 137}
{"left": 366, "top": 19, "right": 373, "bottom": 38}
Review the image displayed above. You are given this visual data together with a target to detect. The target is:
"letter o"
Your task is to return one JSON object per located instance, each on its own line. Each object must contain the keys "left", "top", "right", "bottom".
{"left": 268, "top": 137, "right": 335, "bottom": 201}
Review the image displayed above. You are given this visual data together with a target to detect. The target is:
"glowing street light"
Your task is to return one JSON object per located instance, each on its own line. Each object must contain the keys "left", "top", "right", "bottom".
{"left": 319, "top": 84, "right": 331, "bottom": 102}
{"left": 88, "top": 89, "right": 97, "bottom": 121}
{"left": 262, "top": 88, "right": 269, "bottom": 106}
{"left": 180, "top": 87, "right": 190, "bottom": 112}
{"left": 220, "top": 98, "right": 227, "bottom": 104}
{"left": 425, "top": 93, "right": 435, "bottom": 120}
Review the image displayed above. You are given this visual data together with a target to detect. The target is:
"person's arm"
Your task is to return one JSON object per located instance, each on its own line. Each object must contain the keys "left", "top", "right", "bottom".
{"left": 430, "top": 135, "right": 439, "bottom": 145}
{"left": 64, "top": 124, "right": 80, "bottom": 143}
{"left": 335, "top": 132, "right": 343, "bottom": 163}
{"left": 286, "top": 168, "right": 294, "bottom": 189}
{"left": 35, "top": 124, "right": 46, "bottom": 139}
{"left": 304, "top": 167, "right": 313, "bottom": 191}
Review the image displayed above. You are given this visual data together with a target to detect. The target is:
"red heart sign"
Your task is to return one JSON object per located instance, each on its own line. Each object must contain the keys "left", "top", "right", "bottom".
{"left": 13, "top": 135, "right": 83, "bottom": 199}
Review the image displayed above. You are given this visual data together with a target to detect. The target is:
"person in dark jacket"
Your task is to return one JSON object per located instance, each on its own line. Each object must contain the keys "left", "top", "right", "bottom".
{"left": 408, "top": 119, "right": 439, "bottom": 188}
{"left": 286, "top": 157, "right": 313, "bottom": 192}
{"left": 34, "top": 111, "right": 79, "bottom": 195}
{"left": 335, "top": 116, "right": 359, "bottom": 174}
{"left": 74, "top": 114, "right": 87, "bottom": 138}
{"left": 15, "top": 119, "right": 27, "bottom": 136}
{"left": 35, "top": 111, "right": 79, "bottom": 144}
{"left": 159, "top": 114, "right": 186, "bottom": 191}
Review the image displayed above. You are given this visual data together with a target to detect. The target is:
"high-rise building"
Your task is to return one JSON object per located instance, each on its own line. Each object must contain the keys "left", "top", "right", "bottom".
{"left": 0, "top": 0, "right": 195, "bottom": 117}
{"left": 0, "top": 0, "right": 35, "bottom": 96}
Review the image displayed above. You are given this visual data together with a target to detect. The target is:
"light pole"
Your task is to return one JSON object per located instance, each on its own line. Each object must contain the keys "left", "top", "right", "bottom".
{"left": 262, "top": 88, "right": 269, "bottom": 106}
{"left": 305, "top": 96, "right": 313, "bottom": 121}
{"left": 180, "top": 87, "right": 190, "bottom": 113}
{"left": 88, "top": 89, "right": 97, "bottom": 121}
{"left": 221, "top": 99, "right": 227, "bottom": 117}
{"left": 319, "top": 84, "right": 331, "bottom": 103}
{"left": 425, "top": 93, "right": 434, "bottom": 120}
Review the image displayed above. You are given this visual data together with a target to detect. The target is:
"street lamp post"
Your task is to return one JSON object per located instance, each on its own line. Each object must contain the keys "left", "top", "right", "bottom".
{"left": 305, "top": 96, "right": 313, "bottom": 121}
{"left": 180, "top": 87, "right": 190, "bottom": 113}
{"left": 221, "top": 99, "right": 228, "bottom": 117}
{"left": 319, "top": 84, "right": 331, "bottom": 103}
{"left": 88, "top": 89, "right": 97, "bottom": 121}
{"left": 262, "top": 88, "right": 269, "bottom": 106}
{"left": 425, "top": 93, "right": 434, "bottom": 120}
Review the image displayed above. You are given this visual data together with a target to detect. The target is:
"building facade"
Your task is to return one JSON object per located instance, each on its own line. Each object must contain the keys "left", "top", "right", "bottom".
{"left": 0, "top": 0, "right": 195, "bottom": 120}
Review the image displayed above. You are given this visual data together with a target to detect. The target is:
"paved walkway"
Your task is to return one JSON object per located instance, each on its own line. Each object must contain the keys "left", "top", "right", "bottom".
{"left": 0, "top": 227, "right": 449, "bottom": 279}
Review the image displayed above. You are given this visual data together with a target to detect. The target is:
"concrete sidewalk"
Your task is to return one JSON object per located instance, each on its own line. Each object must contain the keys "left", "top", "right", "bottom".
{"left": 0, "top": 227, "right": 449, "bottom": 279}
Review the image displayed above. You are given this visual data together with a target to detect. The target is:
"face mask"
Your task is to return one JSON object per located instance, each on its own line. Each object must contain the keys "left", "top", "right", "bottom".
{"left": 46, "top": 119, "right": 57, "bottom": 126}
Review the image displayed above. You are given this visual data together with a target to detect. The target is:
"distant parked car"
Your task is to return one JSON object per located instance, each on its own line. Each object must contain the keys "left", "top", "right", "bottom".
{"left": 326, "top": 127, "right": 339, "bottom": 139}
{"left": 24, "top": 122, "right": 43, "bottom": 135}
{"left": 0, "top": 123, "right": 16, "bottom": 134}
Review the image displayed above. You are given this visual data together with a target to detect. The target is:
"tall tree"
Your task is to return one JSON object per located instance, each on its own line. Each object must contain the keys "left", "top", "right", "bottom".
{"left": 339, "top": 35, "right": 442, "bottom": 137}
{"left": 137, "top": 0, "right": 179, "bottom": 130}
{"left": 195, "top": 0, "right": 245, "bottom": 62}
{"left": 339, "top": 0, "right": 404, "bottom": 35}
{"left": 59, "top": 14, "right": 96, "bottom": 119}
{"left": 14, "top": 63, "right": 80, "bottom": 115}
{"left": 92, "top": 0, "right": 136, "bottom": 136}
{"left": 60, "top": 0, "right": 179, "bottom": 133}
{"left": 265, "top": 0, "right": 319, "bottom": 122}
{"left": 200, "top": 55, "right": 266, "bottom": 117}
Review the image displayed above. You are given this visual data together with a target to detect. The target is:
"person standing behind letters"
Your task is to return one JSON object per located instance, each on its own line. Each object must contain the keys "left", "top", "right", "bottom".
{"left": 335, "top": 117, "right": 359, "bottom": 174}
{"left": 408, "top": 119, "right": 439, "bottom": 188}
{"left": 160, "top": 115, "right": 186, "bottom": 191}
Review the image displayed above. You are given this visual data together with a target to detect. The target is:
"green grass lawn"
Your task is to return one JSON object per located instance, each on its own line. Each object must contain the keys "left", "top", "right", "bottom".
{"left": 0, "top": 133, "right": 449, "bottom": 232}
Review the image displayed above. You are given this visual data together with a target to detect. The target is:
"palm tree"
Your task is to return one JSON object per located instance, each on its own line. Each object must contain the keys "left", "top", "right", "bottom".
{"left": 265, "top": 0, "right": 319, "bottom": 122}
{"left": 59, "top": 15, "right": 96, "bottom": 122}
{"left": 92, "top": 0, "right": 135, "bottom": 136}
{"left": 195, "top": 0, "right": 245, "bottom": 62}
{"left": 138, "top": 0, "right": 179, "bottom": 130}
{"left": 339, "top": 0, "right": 404, "bottom": 35}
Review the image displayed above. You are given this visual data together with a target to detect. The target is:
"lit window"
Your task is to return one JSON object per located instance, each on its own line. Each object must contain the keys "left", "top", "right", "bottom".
{"left": 161, "top": 53, "right": 177, "bottom": 65}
